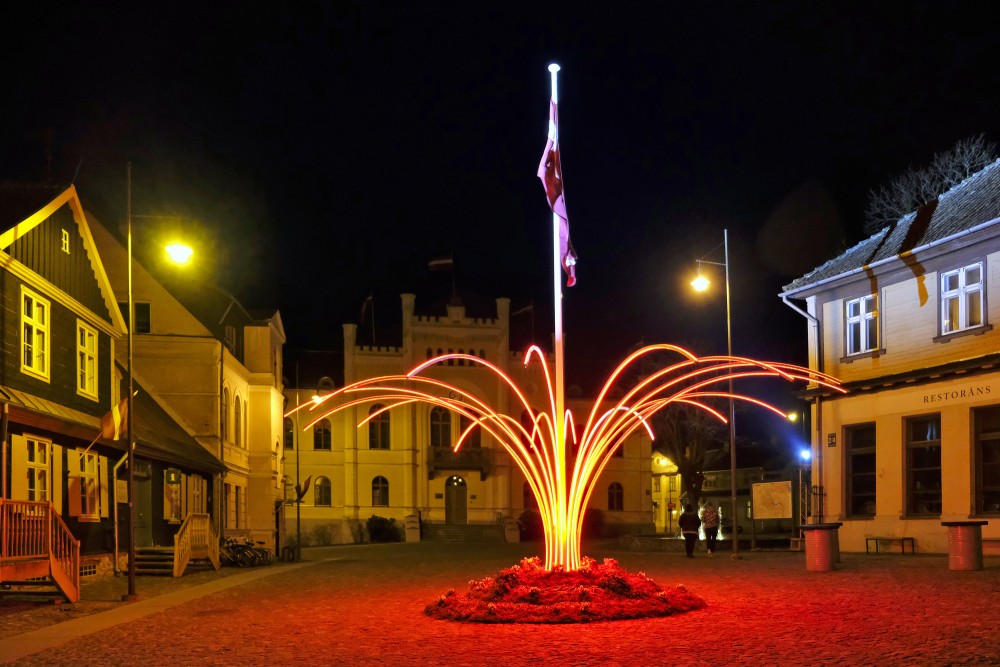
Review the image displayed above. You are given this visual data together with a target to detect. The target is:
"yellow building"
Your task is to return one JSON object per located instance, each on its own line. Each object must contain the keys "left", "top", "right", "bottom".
{"left": 283, "top": 294, "right": 654, "bottom": 545}
{"left": 781, "top": 160, "right": 1000, "bottom": 553}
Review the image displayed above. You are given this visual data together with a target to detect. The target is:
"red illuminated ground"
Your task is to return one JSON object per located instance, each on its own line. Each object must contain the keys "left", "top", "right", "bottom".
{"left": 424, "top": 556, "right": 705, "bottom": 623}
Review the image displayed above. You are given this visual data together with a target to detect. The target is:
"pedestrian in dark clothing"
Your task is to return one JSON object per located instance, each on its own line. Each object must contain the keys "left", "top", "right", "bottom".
{"left": 701, "top": 501, "right": 719, "bottom": 556}
{"left": 678, "top": 504, "right": 701, "bottom": 558}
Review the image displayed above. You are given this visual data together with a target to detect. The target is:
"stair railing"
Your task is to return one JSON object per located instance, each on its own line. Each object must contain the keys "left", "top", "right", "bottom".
{"left": 0, "top": 500, "right": 79, "bottom": 603}
{"left": 173, "top": 513, "right": 219, "bottom": 576}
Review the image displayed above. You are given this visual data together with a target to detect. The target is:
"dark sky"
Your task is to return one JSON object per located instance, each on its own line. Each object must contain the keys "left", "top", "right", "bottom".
{"left": 4, "top": 2, "right": 1000, "bottom": 402}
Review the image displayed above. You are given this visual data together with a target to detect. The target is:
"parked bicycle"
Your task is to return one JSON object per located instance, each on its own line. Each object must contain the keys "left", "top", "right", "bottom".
{"left": 220, "top": 536, "right": 274, "bottom": 567}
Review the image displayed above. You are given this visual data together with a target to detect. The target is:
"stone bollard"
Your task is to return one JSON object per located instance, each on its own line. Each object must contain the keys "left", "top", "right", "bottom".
{"left": 404, "top": 515, "right": 421, "bottom": 542}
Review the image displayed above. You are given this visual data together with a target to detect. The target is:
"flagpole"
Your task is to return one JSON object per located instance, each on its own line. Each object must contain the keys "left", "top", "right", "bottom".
{"left": 547, "top": 63, "right": 568, "bottom": 554}
{"left": 125, "top": 162, "right": 137, "bottom": 601}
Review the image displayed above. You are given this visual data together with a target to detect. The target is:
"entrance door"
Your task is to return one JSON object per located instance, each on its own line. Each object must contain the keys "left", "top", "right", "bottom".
{"left": 445, "top": 476, "right": 467, "bottom": 525}
{"left": 135, "top": 463, "right": 153, "bottom": 547}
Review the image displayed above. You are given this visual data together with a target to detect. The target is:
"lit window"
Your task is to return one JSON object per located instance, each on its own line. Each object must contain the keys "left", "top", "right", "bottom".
{"left": 284, "top": 417, "right": 295, "bottom": 450}
{"left": 906, "top": 415, "right": 941, "bottom": 516}
{"left": 941, "top": 263, "right": 984, "bottom": 334}
{"left": 369, "top": 404, "right": 390, "bottom": 450}
{"left": 163, "top": 469, "right": 183, "bottom": 522}
{"left": 314, "top": 477, "right": 331, "bottom": 506}
{"left": 26, "top": 438, "right": 50, "bottom": 502}
{"left": 846, "top": 294, "right": 878, "bottom": 355}
{"left": 372, "top": 476, "right": 389, "bottom": 506}
{"left": 79, "top": 452, "right": 100, "bottom": 518}
{"left": 314, "top": 419, "right": 332, "bottom": 450}
{"left": 846, "top": 423, "right": 876, "bottom": 517}
{"left": 77, "top": 321, "right": 98, "bottom": 399}
{"left": 61, "top": 229, "right": 70, "bottom": 253}
{"left": 21, "top": 288, "right": 49, "bottom": 380}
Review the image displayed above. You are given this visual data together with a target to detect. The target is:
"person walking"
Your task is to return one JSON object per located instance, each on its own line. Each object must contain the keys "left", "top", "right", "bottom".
{"left": 678, "top": 503, "right": 701, "bottom": 558}
{"left": 701, "top": 501, "right": 719, "bottom": 557}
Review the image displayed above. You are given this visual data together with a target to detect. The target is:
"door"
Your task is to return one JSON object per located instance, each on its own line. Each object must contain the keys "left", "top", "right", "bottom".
{"left": 445, "top": 476, "right": 467, "bottom": 525}
{"left": 135, "top": 462, "right": 153, "bottom": 547}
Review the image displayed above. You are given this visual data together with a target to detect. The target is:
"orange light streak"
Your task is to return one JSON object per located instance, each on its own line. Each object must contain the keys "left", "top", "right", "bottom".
{"left": 285, "top": 345, "right": 844, "bottom": 571}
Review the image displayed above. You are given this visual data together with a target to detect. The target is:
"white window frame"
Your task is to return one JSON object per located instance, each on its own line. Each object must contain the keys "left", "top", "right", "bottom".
{"left": 21, "top": 287, "right": 50, "bottom": 380}
{"left": 79, "top": 451, "right": 100, "bottom": 518}
{"left": 61, "top": 229, "right": 70, "bottom": 253}
{"left": 27, "top": 437, "right": 51, "bottom": 502}
{"left": 846, "top": 294, "right": 878, "bottom": 355}
{"left": 941, "top": 262, "right": 984, "bottom": 334}
{"left": 77, "top": 320, "right": 99, "bottom": 400}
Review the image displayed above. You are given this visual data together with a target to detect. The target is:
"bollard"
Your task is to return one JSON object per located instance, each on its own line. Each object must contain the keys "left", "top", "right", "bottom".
{"left": 942, "top": 521, "right": 987, "bottom": 571}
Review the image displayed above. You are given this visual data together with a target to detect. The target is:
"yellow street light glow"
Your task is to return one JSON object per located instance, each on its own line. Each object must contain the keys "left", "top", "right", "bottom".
{"left": 691, "top": 274, "right": 710, "bottom": 292}
{"left": 786, "top": 411, "right": 799, "bottom": 422}
{"left": 165, "top": 243, "right": 194, "bottom": 265}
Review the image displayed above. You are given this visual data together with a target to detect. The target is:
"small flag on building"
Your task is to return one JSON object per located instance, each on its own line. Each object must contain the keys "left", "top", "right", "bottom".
{"left": 101, "top": 397, "right": 129, "bottom": 441}
{"left": 428, "top": 254, "right": 455, "bottom": 272}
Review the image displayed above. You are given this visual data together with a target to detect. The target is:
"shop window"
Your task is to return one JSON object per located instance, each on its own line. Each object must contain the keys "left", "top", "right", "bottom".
{"left": 906, "top": 415, "right": 941, "bottom": 516}
{"left": 974, "top": 406, "right": 1000, "bottom": 514}
{"left": 846, "top": 423, "right": 876, "bottom": 517}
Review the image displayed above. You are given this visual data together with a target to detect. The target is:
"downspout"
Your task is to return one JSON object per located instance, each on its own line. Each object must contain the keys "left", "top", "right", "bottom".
{"left": 218, "top": 341, "right": 226, "bottom": 536}
{"left": 781, "top": 295, "right": 825, "bottom": 523}
{"left": 112, "top": 453, "right": 128, "bottom": 574}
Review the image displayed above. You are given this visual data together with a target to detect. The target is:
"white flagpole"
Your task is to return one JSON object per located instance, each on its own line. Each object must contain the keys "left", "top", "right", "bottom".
{"left": 547, "top": 63, "right": 567, "bottom": 535}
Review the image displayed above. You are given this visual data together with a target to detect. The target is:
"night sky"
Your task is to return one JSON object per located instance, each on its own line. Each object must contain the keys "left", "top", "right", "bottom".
{"left": 4, "top": 3, "right": 1000, "bottom": 406}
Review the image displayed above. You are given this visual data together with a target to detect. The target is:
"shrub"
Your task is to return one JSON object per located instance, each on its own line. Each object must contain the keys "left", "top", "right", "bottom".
{"left": 366, "top": 515, "right": 401, "bottom": 543}
{"left": 311, "top": 524, "right": 333, "bottom": 546}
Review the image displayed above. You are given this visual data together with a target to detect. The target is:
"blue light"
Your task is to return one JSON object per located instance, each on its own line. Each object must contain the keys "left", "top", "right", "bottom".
{"left": 799, "top": 449, "right": 812, "bottom": 463}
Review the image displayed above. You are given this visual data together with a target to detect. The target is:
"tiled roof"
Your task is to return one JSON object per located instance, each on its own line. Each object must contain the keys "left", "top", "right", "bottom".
{"left": 782, "top": 159, "right": 1000, "bottom": 294}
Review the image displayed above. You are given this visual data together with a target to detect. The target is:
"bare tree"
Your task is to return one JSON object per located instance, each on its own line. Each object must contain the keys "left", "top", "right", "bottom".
{"left": 650, "top": 401, "right": 729, "bottom": 511}
{"left": 864, "top": 134, "right": 997, "bottom": 235}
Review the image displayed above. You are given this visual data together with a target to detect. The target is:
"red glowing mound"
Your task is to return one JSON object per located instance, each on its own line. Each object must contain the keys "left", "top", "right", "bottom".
{"left": 424, "top": 556, "right": 706, "bottom": 623}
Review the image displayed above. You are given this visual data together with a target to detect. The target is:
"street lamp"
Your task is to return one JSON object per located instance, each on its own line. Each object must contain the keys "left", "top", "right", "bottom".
{"left": 690, "top": 228, "right": 740, "bottom": 558}
{"left": 123, "top": 164, "right": 195, "bottom": 600}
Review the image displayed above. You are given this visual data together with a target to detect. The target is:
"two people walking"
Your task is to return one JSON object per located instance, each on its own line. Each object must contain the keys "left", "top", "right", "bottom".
{"left": 678, "top": 500, "right": 720, "bottom": 558}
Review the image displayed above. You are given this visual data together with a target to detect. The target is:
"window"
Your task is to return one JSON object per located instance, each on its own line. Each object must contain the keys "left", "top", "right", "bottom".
{"left": 846, "top": 294, "right": 878, "bottom": 355}
{"left": 372, "top": 476, "right": 389, "bottom": 506}
{"left": 21, "top": 288, "right": 49, "bottom": 379}
{"left": 523, "top": 481, "right": 537, "bottom": 509}
{"left": 118, "top": 302, "right": 151, "bottom": 334}
{"left": 61, "top": 229, "right": 70, "bottom": 253}
{"left": 67, "top": 449, "right": 107, "bottom": 520}
{"left": 314, "top": 477, "right": 331, "bottom": 506}
{"left": 430, "top": 407, "right": 451, "bottom": 448}
{"left": 906, "top": 415, "right": 942, "bottom": 516}
{"left": 846, "top": 423, "right": 876, "bottom": 517}
{"left": 459, "top": 415, "right": 481, "bottom": 448}
{"left": 234, "top": 397, "right": 242, "bottom": 447}
{"left": 369, "top": 404, "right": 390, "bottom": 450}
{"left": 79, "top": 452, "right": 100, "bottom": 518}
{"left": 190, "top": 475, "right": 207, "bottom": 514}
{"left": 941, "top": 263, "right": 984, "bottom": 334}
{"left": 222, "top": 388, "right": 230, "bottom": 442}
{"left": 77, "top": 321, "right": 98, "bottom": 399}
{"left": 608, "top": 482, "right": 624, "bottom": 511}
{"left": 26, "top": 438, "right": 50, "bottom": 502}
{"left": 314, "top": 419, "right": 331, "bottom": 450}
{"left": 163, "top": 469, "right": 183, "bottom": 522}
{"left": 284, "top": 417, "right": 295, "bottom": 450}
{"left": 974, "top": 406, "right": 1000, "bottom": 515}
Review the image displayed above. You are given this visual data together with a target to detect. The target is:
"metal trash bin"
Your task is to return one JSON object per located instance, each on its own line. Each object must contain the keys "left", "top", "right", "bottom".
{"left": 942, "top": 521, "right": 987, "bottom": 571}
{"left": 801, "top": 523, "right": 843, "bottom": 572}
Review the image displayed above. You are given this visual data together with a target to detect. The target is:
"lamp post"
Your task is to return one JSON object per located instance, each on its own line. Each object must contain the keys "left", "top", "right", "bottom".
{"left": 691, "top": 228, "right": 739, "bottom": 558}
{"left": 124, "top": 164, "right": 195, "bottom": 599}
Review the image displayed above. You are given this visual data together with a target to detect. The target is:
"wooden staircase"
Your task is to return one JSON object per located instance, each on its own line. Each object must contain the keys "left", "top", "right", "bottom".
{"left": 130, "top": 513, "right": 221, "bottom": 577}
{"left": 0, "top": 500, "right": 80, "bottom": 603}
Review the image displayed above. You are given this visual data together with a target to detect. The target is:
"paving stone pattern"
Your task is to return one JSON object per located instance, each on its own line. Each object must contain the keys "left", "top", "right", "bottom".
{"left": 2, "top": 542, "right": 999, "bottom": 666}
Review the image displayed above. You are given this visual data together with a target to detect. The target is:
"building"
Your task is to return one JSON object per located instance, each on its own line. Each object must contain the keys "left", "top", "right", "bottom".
{"left": 1, "top": 184, "right": 223, "bottom": 598}
{"left": 283, "top": 294, "right": 653, "bottom": 545}
{"left": 88, "top": 215, "right": 287, "bottom": 550}
{"left": 780, "top": 160, "right": 1000, "bottom": 553}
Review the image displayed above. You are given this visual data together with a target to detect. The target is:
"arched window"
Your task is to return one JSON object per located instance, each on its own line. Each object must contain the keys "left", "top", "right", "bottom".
{"left": 222, "top": 388, "right": 230, "bottom": 442}
{"left": 372, "top": 476, "right": 389, "bottom": 506}
{"left": 523, "top": 481, "right": 537, "bottom": 510}
{"left": 314, "top": 418, "right": 331, "bottom": 450}
{"left": 430, "top": 407, "right": 451, "bottom": 448}
{"left": 369, "top": 404, "right": 390, "bottom": 450}
{"left": 608, "top": 482, "right": 624, "bottom": 511}
{"left": 479, "top": 349, "right": 486, "bottom": 360}
{"left": 283, "top": 417, "right": 294, "bottom": 450}
{"left": 314, "top": 476, "right": 331, "bottom": 507}
{"left": 460, "top": 415, "right": 481, "bottom": 448}
{"left": 234, "top": 397, "right": 242, "bottom": 447}
{"left": 426, "top": 347, "right": 433, "bottom": 359}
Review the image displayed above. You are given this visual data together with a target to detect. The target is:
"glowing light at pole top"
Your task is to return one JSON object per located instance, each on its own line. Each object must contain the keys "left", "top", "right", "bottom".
{"left": 288, "top": 344, "right": 843, "bottom": 572}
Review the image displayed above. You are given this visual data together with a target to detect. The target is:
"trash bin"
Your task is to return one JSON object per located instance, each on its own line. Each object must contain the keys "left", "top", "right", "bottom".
{"left": 941, "top": 520, "right": 988, "bottom": 571}
{"left": 801, "top": 523, "right": 843, "bottom": 572}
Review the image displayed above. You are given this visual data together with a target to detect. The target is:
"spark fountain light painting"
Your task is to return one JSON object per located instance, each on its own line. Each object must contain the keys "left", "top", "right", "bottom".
{"left": 287, "top": 65, "right": 845, "bottom": 623}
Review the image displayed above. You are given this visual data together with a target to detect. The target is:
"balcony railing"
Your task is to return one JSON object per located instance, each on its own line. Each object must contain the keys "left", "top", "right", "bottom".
{"left": 428, "top": 446, "right": 491, "bottom": 480}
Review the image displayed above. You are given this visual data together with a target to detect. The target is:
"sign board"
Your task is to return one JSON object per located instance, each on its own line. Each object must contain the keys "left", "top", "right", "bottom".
{"left": 751, "top": 481, "right": 793, "bottom": 519}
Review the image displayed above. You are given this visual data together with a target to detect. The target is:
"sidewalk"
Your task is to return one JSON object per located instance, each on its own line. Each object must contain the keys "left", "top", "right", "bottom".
{"left": 2, "top": 542, "right": 999, "bottom": 666}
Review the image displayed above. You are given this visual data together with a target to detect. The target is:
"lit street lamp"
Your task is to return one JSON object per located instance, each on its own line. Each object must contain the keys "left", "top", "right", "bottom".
{"left": 690, "top": 228, "right": 740, "bottom": 558}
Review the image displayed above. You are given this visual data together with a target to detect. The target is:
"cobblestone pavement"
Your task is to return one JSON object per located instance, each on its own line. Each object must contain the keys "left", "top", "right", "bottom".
{"left": 2, "top": 542, "right": 999, "bottom": 666}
